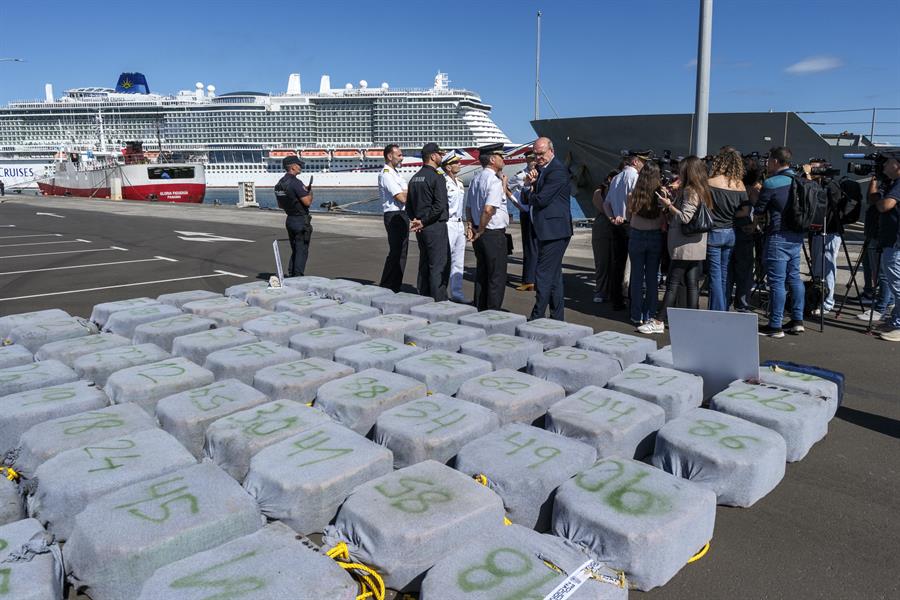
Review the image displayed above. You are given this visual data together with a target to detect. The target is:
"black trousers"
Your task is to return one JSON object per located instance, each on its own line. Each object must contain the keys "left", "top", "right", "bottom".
{"left": 657, "top": 259, "right": 703, "bottom": 320}
{"left": 520, "top": 212, "right": 538, "bottom": 285}
{"left": 591, "top": 216, "right": 613, "bottom": 296}
{"left": 285, "top": 214, "right": 311, "bottom": 277}
{"left": 530, "top": 236, "right": 570, "bottom": 321}
{"left": 416, "top": 223, "right": 450, "bottom": 301}
{"left": 474, "top": 229, "right": 509, "bottom": 311}
{"left": 379, "top": 210, "right": 409, "bottom": 292}
{"left": 610, "top": 222, "right": 629, "bottom": 306}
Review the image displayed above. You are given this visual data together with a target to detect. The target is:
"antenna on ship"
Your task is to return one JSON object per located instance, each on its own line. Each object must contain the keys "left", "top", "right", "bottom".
{"left": 534, "top": 10, "right": 542, "bottom": 121}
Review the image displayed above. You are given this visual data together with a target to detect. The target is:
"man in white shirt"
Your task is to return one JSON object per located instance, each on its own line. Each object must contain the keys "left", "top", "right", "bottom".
{"left": 442, "top": 151, "right": 467, "bottom": 302}
{"left": 378, "top": 144, "right": 409, "bottom": 292}
{"left": 603, "top": 150, "right": 648, "bottom": 310}
{"left": 466, "top": 143, "right": 510, "bottom": 311}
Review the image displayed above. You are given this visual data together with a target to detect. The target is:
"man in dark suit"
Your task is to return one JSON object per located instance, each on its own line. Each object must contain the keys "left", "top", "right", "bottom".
{"left": 522, "top": 137, "right": 573, "bottom": 320}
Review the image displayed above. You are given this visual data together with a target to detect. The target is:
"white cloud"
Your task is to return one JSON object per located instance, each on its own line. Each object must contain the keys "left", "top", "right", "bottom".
{"left": 785, "top": 56, "right": 844, "bottom": 75}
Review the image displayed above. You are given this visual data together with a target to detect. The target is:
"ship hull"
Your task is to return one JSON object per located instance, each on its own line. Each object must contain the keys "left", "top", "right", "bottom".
{"left": 37, "top": 162, "right": 205, "bottom": 203}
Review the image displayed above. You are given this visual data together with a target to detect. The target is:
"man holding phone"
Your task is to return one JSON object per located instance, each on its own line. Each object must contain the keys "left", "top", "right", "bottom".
{"left": 274, "top": 155, "right": 313, "bottom": 277}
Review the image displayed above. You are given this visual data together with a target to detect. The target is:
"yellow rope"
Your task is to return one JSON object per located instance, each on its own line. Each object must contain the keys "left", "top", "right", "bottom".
{"left": 326, "top": 542, "right": 385, "bottom": 600}
{"left": 1, "top": 467, "right": 18, "bottom": 482}
{"left": 687, "top": 542, "right": 710, "bottom": 564}
{"left": 473, "top": 474, "right": 513, "bottom": 526}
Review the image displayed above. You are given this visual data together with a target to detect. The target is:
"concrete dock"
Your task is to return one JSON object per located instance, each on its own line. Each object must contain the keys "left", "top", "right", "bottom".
{"left": 0, "top": 194, "right": 897, "bottom": 599}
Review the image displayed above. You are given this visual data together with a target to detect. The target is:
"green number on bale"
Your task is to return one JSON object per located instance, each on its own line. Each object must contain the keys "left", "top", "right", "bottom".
{"left": 572, "top": 390, "right": 636, "bottom": 422}
{"left": 502, "top": 432, "right": 560, "bottom": 468}
{"left": 688, "top": 419, "right": 760, "bottom": 450}
{"left": 724, "top": 386, "right": 797, "bottom": 412}
{"left": 82, "top": 439, "right": 140, "bottom": 473}
{"left": 374, "top": 477, "right": 453, "bottom": 514}
{"left": 342, "top": 376, "right": 389, "bottom": 399}
{"left": 575, "top": 459, "right": 672, "bottom": 516}
{"left": 189, "top": 383, "right": 236, "bottom": 412}
{"left": 478, "top": 376, "right": 529, "bottom": 395}
{"left": 169, "top": 551, "right": 266, "bottom": 598}
{"left": 60, "top": 412, "right": 125, "bottom": 435}
{"left": 137, "top": 361, "right": 187, "bottom": 383}
{"left": 21, "top": 386, "right": 77, "bottom": 406}
{"left": 114, "top": 476, "right": 198, "bottom": 523}
{"left": 287, "top": 430, "right": 353, "bottom": 467}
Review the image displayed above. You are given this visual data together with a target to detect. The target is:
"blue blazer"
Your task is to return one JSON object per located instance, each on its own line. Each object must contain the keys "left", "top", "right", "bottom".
{"left": 526, "top": 157, "right": 572, "bottom": 241}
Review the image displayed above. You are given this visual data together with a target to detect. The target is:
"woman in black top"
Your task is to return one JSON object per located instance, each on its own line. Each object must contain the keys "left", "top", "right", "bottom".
{"left": 706, "top": 149, "right": 749, "bottom": 311}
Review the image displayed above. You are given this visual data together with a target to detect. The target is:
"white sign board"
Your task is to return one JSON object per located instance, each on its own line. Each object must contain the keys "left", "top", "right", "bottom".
{"left": 668, "top": 308, "right": 759, "bottom": 399}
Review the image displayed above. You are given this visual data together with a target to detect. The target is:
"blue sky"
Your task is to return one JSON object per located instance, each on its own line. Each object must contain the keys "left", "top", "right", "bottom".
{"left": 1, "top": 0, "right": 898, "bottom": 144}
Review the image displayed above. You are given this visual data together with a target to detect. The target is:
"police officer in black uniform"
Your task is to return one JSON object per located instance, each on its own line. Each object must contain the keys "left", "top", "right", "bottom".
{"left": 274, "top": 155, "right": 313, "bottom": 277}
{"left": 406, "top": 142, "right": 450, "bottom": 301}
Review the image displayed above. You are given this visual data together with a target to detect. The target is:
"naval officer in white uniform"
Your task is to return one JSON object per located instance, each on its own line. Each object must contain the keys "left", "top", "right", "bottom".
{"left": 378, "top": 143, "right": 409, "bottom": 292}
{"left": 442, "top": 151, "right": 467, "bottom": 302}
{"left": 466, "top": 143, "right": 510, "bottom": 311}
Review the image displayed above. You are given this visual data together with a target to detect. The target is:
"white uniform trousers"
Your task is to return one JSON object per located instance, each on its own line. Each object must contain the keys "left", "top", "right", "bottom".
{"left": 447, "top": 220, "right": 467, "bottom": 301}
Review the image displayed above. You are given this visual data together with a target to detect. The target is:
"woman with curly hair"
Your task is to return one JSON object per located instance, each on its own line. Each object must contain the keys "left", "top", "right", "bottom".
{"left": 626, "top": 161, "right": 665, "bottom": 325}
{"left": 706, "top": 148, "right": 749, "bottom": 311}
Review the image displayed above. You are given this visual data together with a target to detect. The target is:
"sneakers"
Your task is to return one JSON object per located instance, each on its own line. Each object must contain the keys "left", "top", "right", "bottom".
{"left": 878, "top": 328, "right": 900, "bottom": 342}
{"left": 637, "top": 320, "right": 665, "bottom": 334}
{"left": 810, "top": 307, "right": 831, "bottom": 317}
{"left": 758, "top": 324, "right": 785, "bottom": 338}
{"left": 592, "top": 292, "right": 606, "bottom": 303}
{"left": 857, "top": 309, "right": 883, "bottom": 322}
{"left": 783, "top": 320, "right": 805, "bottom": 334}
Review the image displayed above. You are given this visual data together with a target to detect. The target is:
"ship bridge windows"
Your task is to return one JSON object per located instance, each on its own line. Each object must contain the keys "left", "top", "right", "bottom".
{"left": 148, "top": 166, "right": 195, "bottom": 179}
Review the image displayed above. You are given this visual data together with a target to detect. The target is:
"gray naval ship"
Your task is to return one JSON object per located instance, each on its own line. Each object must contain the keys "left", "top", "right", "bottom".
{"left": 531, "top": 111, "right": 898, "bottom": 216}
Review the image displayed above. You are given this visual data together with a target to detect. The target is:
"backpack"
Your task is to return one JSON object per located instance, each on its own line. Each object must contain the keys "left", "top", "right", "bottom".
{"left": 784, "top": 176, "right": 827, "bottom": 232}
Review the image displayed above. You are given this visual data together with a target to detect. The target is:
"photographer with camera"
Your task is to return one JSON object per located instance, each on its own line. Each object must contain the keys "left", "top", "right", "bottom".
{"left": 868, "top": 154, "right": 900, "bottom": 341}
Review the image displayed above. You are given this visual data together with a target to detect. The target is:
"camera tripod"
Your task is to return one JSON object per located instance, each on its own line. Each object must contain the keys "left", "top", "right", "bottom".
{"left": 834, "top": 237, "right": 883, "bottom": 334}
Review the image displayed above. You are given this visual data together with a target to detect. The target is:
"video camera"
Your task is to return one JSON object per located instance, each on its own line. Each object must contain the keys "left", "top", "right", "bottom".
{"left": 807, "top": 158, "right": 841, "bottom": 179}
{"left": 843, "top": 151, "right": 900, "bottom": 177}
{"left": 621, "top": 149, "right": 681, "bottom": 186}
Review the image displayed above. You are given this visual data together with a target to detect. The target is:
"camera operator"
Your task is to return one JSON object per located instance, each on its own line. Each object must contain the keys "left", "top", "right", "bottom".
{"left": 869, "top": 154, "right": 900, "bottom": 341}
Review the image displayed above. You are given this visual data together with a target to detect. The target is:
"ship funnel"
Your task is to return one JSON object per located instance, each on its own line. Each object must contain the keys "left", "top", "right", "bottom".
{"left": 44, "top": 83, "right": 54, "bottom": 103}
{"left": 206, "top": 84, "right": 216, "bottom": 98}
{"left": 195, "top": 82, "right": 204, "bottom": 100}
{"left": 287, "top": 73, "right": 301, "bottom": 95}
{"left": 319, "top": 75, "right": 331, "bottom": 94}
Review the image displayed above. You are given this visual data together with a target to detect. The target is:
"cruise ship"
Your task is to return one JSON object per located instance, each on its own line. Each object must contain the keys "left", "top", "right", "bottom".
{"left": 0, "top": 71, "right": 517, "bottom": 190}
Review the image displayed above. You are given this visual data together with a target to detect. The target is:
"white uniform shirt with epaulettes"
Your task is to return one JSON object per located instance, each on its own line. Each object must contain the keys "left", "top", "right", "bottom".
{"left": 379, "top": 163, "right": 408, "bottom": 213}
{"left": 466, "top": 167, "right": 509, "bottom": 230}
{"left": 444, "top": 174, "right": 466, "bottom": 222}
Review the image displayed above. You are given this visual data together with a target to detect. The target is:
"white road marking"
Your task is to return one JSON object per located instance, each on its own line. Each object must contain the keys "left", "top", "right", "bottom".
{"left": 0, "top": 271, "right": 245, "bottom": 302}
{"left": 0, "top": 246, "right": 127, "bottom": 260}
{"left": 213, "top": 270, "right": 248, "bottom": 278}
{"left": 0, "top": 256, "right": 177, "bottom": 277}
{"left": 0, "top": 225, "right": 16, "bottom": 228}
{"left": 35, "top": 212, "right": 65, "bottom": 218}
{"left": 174, "top": 230, "right": 254, "bottom": 243}
{"left": 0, "top": 233, "right": 62, "bottom": 239}
{"left": 0, "top": 238, "right": 90, "bottom": 249}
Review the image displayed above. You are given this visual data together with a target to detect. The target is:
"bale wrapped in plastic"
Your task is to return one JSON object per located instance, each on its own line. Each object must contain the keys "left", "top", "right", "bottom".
{"left": 0, "top": 477, "right": 24, "bottom": 525}
{"left": 0, "top": 518, "right": 65, "bottom": 600}
{"left": 204, "top": 400, "right": 332, "bottom": 482}
{"left": 546, "top": 386, "right": 666, "bottom": 459}
{"left": 102, "top": 304, "right": 183, "bottom": 338}
{"left": 710, "top": 381, "right": 828, "bottom": 462}
{"left": 459, "top": 333, "right": 544, "bottom": 371}
{"left": 607, "top": 364, "right": 704, "bottom": 421}
{"left": 395, "top": 350, "right": 493, "bottom": 396}
{"left": 322, "top": 460, "right": 507, "bottom": 591}
{"left": 171, "top": 326, "right": 258, "bottom": 365}
{"left": 646, "top": 345, "right": 674, "bottom": 369}
{"left": 0, "top": 344, "right": 33, "bottom": 369}
{"left": 314, "top": 368, "right": 426, "bottom": 435}
{"left": 243, "top": 286, "right": 308, "bottom": 310}
{"left": 64, "top": 462, "right": 263, "bottom": 600}
{"left": 527, "top": 346, "right": 621, "bottom": 394}
{"left": 288, "top": 327, "right": 369, "bottom": 360}
{"left": 282, "top": 275, "right": 331, "bottom": 291}
{"left": 253, "top": 358, "right": 354, "bottom": 404}
{"left": 203, "top": 341, "right": 302, "bottom": 385}
{"left": 105, "top": 357, "right": 216, "bottom": 415}
{"left": 156, "top": 289, "right": 221, "bottom": 309}
{"left": 0, "top": 360, "right": 78, "bottom": 398}
{"left": 6, "top": 317, "right": 98, "bottom": 353}
{"left": 410, "top": 300, "right": 478, "bottom": 323}
{"left": 224, "top": 280, "right": 269, "bottom": 300}
{"left": 651, "top": 407, "right": 787, "bottom": 507}
{"left": 333, "top": 337, "right": 423, "bottom": 372}
{"left": 456, "top": 369, "right": 565, "bottom": 426}
{"left": 756, "top": 365, "right": 839, "bottom": 419}
{"left": 576, "top": 331, "right": 657, "bottom": 368}
{"left": 13, "top": 403, "right": 156, "bottom": 478}
{"left": 274, "top": 295, "right": 337, "bottom": 317}
{"left": 458, "top": 309, "right": 527, "bottom": 336}
{"left": 357, "top": 313, "right": 428, "bottom": 343}
{"left": 405, "top": 321, "right": 486, "bottom": 352}
{"left": 455, "top": 423, "right": 596, "bottom": 531}
{"left": 207, "top": 306, "right": 273, "bottom": 328}
{"left": 89, "top": 297, "right": 159, "bottom": 327}
{"left": 136, "top": 522, "right": 357, "bottom": 600}
{"left": 0, "top": 308, "right": 69, "bottom": 339}
{"left": 241, "top": 311, "right": 319, "bottom": 345}
{"left": 132, "top": 314, "right": 215, "bottom": 352}
{"left": 0, "top": 380, "right": 108, "bottom": 458}
{"left": 371, "top": 291, "right": 434, "bottom": 315}
{"left": 332, "top": 284, "right": 395, "bottom": 306}
{"left": 310, "top": 302, "right": 380, "bottom": 330}
{"left": 310, "top": 278, "right": 359, "bottom": 297}
{"left": 552, "top": 457, "right": 716, "bottom": 591}
{"left": 156, "top": 379, "right": 270, "bottom": 459}
{"left": 420, "top": 523, "right": 629, "bottom": 600}
{"left": 28, "top": 428, "right": 196, "bottom": 540}
{"left": 374, "top": 395, "right": 500, "bottom": 468}
{"left": 516, "top": 318, "right": 593, "bottom": 350}
{"left": 73, "top": 343, "right": 170, "bottom": 387}
{"left": 244, "top": 421, "right": 393, "bottom": 534}
{"left": 181, "top": 295, "right": 247, "bottom": 316}
{"left": 35, "top": 333, "right": 131, "bottom": 367}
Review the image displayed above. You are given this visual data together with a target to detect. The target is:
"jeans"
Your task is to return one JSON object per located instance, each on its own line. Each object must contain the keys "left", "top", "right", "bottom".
{"left": 810, "top": 233, "right": 841, "bottom": 311}
{"left": 874, "top": 247, "right": 895, "bottom": 313}
{"left": 707, "top": 227, "right": 736, "bottom": 311}
{"left": 880, "top": 245, "right": 900, "bottom": 328}
{"left": 765, "top": 232, "right": 805, "bottom": 328}
{"left": 627, "top": 229, "right": 662, "bottom": 323}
